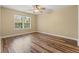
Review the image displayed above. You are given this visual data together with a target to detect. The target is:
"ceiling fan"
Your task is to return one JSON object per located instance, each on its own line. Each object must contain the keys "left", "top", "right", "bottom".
{"left": 27, "top": 5, "right": 52, "bottom": 14}
{"left": 33, "top": 5, "right": 46, "bottom": 13}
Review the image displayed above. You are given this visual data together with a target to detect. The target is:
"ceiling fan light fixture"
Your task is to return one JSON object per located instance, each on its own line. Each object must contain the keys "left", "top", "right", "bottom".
{"left": 33, "top": 5, "right": 45, "bottom": 14}
{"left": 33, "top": 9, "right": 40, "bottom": 13}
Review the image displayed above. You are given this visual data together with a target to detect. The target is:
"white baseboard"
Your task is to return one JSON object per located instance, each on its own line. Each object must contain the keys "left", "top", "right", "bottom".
{"left": 38, "top": 31, "right": 78, "bottom": 41}
{"left": 1, "top": 32, "right": 34, "bottom": 38}
{"left": 1, "top": 31, "right": 78, "bottom": 41}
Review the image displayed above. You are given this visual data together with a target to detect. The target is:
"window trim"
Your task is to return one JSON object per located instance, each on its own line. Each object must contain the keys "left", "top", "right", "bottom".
{"left": 14, "top": 15, "right": 31, "bottom": 30}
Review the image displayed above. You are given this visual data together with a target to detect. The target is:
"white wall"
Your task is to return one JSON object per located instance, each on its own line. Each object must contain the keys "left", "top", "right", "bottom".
{"left": 37, "top": 6, "right": 78, "bottom": 40}
{"left": 0, "top": 7, "right": 1, "bottom": 52}
{"left": 78, "top": 6, "right": 79, "bottom": 46}
{"left": 1, "top": 7, "right": 37, "bottom": 38}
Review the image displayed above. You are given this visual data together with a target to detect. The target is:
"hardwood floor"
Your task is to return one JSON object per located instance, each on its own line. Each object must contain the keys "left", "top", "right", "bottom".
{"left": 2, "top": 32, "right": 79, "bottom": 53}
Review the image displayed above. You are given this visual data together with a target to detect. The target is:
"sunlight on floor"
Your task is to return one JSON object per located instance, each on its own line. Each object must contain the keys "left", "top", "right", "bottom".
{"left": 8, "top": 36, "right": 32, "bottom": 53}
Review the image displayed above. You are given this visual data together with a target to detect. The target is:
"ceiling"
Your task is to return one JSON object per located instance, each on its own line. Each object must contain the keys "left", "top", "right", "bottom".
{"left": 2, "top": 5, "right": 70, "bottom": 15}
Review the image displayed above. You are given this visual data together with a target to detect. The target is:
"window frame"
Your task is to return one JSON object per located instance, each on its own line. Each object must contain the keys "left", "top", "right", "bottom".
{"left": 14, "top": 15, "right": 31, "bottom": 30}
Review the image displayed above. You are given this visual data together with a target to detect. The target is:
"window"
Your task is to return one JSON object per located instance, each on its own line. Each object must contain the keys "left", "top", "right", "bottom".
{"left": 14, "top": 15, "right": 31, "bottom": 30}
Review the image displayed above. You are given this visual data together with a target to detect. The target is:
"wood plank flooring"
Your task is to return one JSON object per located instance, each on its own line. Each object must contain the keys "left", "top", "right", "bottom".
{"left": 2, "top": 32, "right": 79, "bottom": 53}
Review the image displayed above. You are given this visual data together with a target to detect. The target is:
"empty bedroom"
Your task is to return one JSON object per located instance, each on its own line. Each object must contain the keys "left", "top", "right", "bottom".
{"left": 0, "top": 5, "right": 78, "bottom": 53}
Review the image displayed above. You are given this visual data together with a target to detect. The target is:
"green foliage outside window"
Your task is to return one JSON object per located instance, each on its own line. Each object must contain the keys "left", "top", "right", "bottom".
{"left": 15, "top": 15, "right": 31, "bottom": 29}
